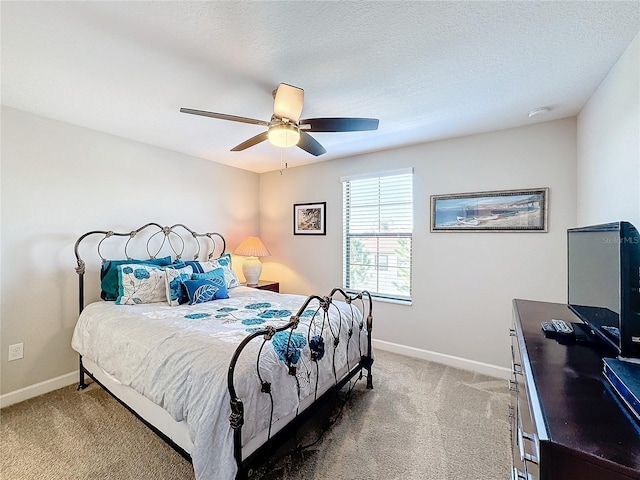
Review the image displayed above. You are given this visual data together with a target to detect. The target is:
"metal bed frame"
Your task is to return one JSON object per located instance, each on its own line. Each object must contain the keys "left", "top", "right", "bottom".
{"left": 73, "top": 223, "right": 374, "bottom": 479}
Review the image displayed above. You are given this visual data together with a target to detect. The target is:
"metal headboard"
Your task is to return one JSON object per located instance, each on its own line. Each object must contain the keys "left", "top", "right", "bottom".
{"left": 74, "top": 222, "right": 226, "bottom": 314}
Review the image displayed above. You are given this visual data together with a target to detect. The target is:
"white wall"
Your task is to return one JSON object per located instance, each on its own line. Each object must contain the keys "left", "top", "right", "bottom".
{"left": 0, "top": 107, "right": 260, "bottom": 396}
{"left": 577, "top": 31, "right": 640, "bottom": 227}
{"left": 260, "top": 118, "right": 577, "bottom": 371}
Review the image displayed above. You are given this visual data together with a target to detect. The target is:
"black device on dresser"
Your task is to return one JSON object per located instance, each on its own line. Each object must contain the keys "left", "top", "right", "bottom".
{"left": 567, "top": 221, "right": 640, "bottom": 423}
{"left": 567, "top": 221, "right": 640, "bottom": 360}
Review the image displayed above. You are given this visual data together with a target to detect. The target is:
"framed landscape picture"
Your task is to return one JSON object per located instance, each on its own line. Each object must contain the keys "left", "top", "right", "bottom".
{"left": 431, "top": 188, "right": 548, "bottom": 232}
{"left": 293, "top": 202, "right": 326, "bottom": 235}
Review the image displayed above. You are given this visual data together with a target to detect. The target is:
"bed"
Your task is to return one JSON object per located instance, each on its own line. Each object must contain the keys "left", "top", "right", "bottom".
{"left": 71, "top": 223, "right": 373, "bottom": 480}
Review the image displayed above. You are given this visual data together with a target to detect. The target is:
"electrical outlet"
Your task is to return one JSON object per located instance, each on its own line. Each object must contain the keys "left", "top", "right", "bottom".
{"left": 8, "top": 343, "right": 23, "bottom": 361}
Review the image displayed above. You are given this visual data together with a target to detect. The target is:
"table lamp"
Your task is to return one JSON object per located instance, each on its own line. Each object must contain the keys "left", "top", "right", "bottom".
{"left": 233, "top": 237, "right": 271, "bottom": 286}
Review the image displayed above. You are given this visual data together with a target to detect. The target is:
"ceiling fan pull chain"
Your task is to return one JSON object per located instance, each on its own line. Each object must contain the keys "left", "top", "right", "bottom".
{"left": 279, "top": 149, "right": 289, "bottom": 176}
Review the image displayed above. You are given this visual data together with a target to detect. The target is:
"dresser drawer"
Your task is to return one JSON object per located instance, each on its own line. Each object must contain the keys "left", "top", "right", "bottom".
{"left": 510, "top": 326, "right": 540, "bottom": 480}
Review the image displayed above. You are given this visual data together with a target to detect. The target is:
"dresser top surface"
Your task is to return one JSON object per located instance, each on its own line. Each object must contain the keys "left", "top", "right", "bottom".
{"left": 513, "top": 299, "right": 640, "bottom": 472}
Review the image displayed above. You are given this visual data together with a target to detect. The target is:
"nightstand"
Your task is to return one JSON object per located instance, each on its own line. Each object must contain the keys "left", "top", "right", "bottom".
{"left": 243, "top": 280, "right": 279, "bottom": 293}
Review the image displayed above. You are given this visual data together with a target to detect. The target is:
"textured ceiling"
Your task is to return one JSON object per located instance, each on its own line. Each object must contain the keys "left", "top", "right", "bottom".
{"left": 2, "top": 1, "right": 639, "bottom": 173}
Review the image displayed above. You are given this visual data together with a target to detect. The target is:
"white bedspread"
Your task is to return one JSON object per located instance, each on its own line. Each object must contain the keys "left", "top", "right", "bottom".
{"left": 71, "top": 287, "right": 368, "bottom": 480}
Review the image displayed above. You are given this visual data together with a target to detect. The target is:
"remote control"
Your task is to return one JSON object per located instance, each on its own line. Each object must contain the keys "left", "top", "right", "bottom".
{"left": 541, "top": 321, "right": 556, "bottom": 334}
{"left": 551, "top": 319, "right": 574, "bottom": 335}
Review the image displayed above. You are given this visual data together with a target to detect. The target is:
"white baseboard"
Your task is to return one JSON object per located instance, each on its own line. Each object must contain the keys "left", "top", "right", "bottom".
{"left": 372, "top": 339, "right": 511, "bottom": 380}
{"left": 0, "top": 371, "right": 78, "bottom": 409}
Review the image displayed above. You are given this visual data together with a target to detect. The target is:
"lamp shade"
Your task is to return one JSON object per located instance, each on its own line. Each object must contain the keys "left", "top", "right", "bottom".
{"left": 234, "top": 237, "right": 271, "bottom": 258}
{"left": 234, "top": 237, "right": 270, "bottom": 286}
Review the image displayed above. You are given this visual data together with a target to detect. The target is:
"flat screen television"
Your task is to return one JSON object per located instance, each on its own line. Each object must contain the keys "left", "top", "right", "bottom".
{"left": 567, "top": 221, "right": 640, "bottom": 360}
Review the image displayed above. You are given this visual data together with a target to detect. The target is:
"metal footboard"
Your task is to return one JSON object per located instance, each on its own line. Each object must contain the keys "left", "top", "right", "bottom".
{"left": 228, "top": 288, "right": 374, "bottom": 479}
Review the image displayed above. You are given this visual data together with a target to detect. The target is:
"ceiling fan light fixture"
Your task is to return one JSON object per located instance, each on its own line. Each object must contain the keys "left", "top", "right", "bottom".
{"left": 268, "top": 124, "right": 300, "bottom": 148}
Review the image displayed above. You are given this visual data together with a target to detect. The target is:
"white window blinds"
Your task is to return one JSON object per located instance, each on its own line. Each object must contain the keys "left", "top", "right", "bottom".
{"left": 342, "top": 168, "right": 413, "bottom": 302}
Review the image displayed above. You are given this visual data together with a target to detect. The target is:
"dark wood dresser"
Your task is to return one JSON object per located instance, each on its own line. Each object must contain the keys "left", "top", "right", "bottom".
{"left": 511, "top": 299, "right": 640, "bottom": 480}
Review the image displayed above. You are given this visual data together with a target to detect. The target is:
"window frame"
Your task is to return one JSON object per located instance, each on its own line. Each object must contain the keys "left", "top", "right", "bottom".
{"left": 341, "top": 168, "right": 413, "bottom": 303}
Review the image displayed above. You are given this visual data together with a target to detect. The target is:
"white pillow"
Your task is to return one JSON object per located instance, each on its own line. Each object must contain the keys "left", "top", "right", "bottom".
{"left": 210, "top": 253, "right": 241, "bottom": 289}
{"left": 187, "top": 253, "right": 241, "bottom": 289}
{"left": 164, "top": 265, "right": 194, "bottom": 306}
{"left": 116, "top": 264, "right": 168, "bottom": 305}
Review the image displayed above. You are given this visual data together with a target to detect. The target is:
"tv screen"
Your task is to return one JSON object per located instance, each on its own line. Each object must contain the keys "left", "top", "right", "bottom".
{"left": 568, "top": 221, "right": 640, "bottom": 358}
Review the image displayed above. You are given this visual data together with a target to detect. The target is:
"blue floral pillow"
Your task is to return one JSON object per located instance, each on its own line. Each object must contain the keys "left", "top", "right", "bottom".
{"left": 101, "top": 256, "right": 172, "bottom": 301}
{"left": 116, "top": 264, "right": 168, "bottom": 305}
{"left": 183, "top": 253, "right": 240, "bottom": 289}
{"left": 211, "top": 253, "right": 241, "bottom": 289}
{"left": 182, "top": 278, "right": 229, "bottom": 305}
{"left": 164, "top": 265, "right": 194, "bottom": 306}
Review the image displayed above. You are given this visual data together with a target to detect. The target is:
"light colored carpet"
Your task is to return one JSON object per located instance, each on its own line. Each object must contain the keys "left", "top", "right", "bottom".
{"left": 1, "top": 350, "right": 511, "bottom": 479}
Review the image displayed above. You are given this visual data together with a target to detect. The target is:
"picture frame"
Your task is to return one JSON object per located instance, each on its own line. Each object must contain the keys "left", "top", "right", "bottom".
{"left": 293, "top": 202, "right": 326, "bottom": 235}
{"left": 431, "top": 188, "right": 548, "bottom": 232}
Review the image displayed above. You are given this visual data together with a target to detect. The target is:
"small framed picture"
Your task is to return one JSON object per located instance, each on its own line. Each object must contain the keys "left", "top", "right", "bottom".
{"left": 431, "top": 188, "right": 548, "bottom": 232}
{"left": 293, "top": 202, "right": 326, "bottom": 235}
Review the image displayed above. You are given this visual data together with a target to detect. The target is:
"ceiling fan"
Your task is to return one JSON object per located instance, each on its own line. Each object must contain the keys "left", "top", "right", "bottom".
{"left": 180, "top": 83, "right": 379, "bottom": 156}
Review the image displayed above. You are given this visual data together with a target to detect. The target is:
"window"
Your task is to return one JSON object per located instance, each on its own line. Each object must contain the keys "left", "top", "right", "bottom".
{"left": 377, "top": 254, "right": 388, "bottom": 271}
{"left": 342, "top": 168, "right": 413, "bottom": 302}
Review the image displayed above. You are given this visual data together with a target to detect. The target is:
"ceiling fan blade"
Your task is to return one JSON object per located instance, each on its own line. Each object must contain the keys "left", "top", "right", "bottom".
{"left": 299, "top": 117, "right": 379, "bottom": 132}
{"left": 297, "top": 131, "right": 326, "bottom": 156}
{"left": 273, "top": 83, "right": 304, "bottom": 122}
{"left": 180, "top": 108, "right": 270, "bottom": 127}
{"left": 230, "top": 131, "right": 269, "bottom": 151}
